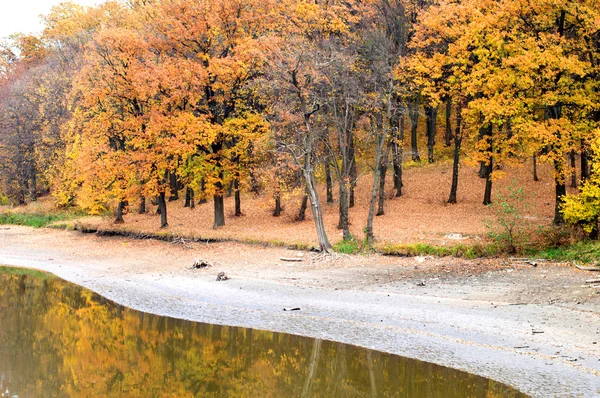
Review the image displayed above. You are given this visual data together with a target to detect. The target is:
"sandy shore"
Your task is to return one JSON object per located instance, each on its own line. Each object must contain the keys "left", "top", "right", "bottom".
{"left": 0, "top": 226, "right": 598, "bottom": 397}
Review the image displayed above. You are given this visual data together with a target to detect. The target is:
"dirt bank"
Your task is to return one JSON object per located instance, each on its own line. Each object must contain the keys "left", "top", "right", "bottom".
{"left": 0, "top": 226, "right": 598, "bottom": 397}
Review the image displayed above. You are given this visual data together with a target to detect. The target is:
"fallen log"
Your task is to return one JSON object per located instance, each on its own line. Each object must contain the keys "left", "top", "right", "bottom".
{"left": 574, "top": 263, "right": 600, "bottom": 272}
{"left": 280, "top": 257, "right": 303, "bottom": 262}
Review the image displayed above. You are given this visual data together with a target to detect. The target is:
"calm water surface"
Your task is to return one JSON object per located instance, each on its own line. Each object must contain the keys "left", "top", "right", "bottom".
{"left": 0, "top": 267, "right": 528, "bottom": 397}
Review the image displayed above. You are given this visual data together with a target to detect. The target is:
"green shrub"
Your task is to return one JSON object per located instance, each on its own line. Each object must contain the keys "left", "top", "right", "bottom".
{"left": 334, "top": 236, "right": 362, "bottom": 254}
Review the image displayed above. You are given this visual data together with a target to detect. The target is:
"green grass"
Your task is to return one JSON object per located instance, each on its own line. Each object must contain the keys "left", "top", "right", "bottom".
{"left": 333, "top": 237, "right": 361, "bottom": 254}
{"left": 0, "top": 212, "right": 80, "bottom": 228}
{"left": 0, "top": 266, "right": 52, "bottom": 279}
{"left": 527, "top": 240, "right": 600, "bottom": 264}
{"left": 378, "top": 242, "right": 497, "bottom": 259}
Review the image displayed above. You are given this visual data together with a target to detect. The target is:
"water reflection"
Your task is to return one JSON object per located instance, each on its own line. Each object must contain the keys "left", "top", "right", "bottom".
{"left": 0, "top": 267, "right": 527, "bottom": 397}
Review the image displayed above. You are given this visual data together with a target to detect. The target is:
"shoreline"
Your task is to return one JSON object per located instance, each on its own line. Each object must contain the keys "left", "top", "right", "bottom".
{"left": 1, "top": 226, "right": 599, "bottom": 397}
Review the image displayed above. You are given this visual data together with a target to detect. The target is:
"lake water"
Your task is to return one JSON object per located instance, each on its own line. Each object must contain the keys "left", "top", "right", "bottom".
{"left": 0, "top": 267, "right": 527, "bottom": 397}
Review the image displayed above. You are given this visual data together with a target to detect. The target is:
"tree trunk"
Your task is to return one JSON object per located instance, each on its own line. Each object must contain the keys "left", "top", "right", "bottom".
{"left": 325, "top": 159, "right": 334, "bottom": 203}
{"left": 338, "top": 181, "right": 351, "bottom": 241}
{"left": 569, "top": 150, "right": 577, "bottom": 188}
{"left": 114, "top": 201, "right": 126, "bottom": 224}
{"left": 305, "top": 169, "right": 332, "bottom": 253}
{"left": 138, "top": 196, "right": 146, "bottom": 214}
{"left": 448, "top": 105, "right": 462, "bottom": 204}
{"left": 391, "top": 114, "right": 404, "bottom": 197}
{"left": 296, "top": 189, "right": 308, "bottom": 222}
{"left": 581, "top": 145, "right": 590, "bottom": 182}
{"left": 158, "top": 192, "right": 168, "bottom": 228}
{"left": 444, "top": 98, "right": 452, "bottom": 147}
{"left": 409, "top": 96, "right": 420, "bottom": 162}
{"left": 349, "top": 131, "right": 357, "bottom": 208}
{"left": 483, "top": 162, "right": 493, "bottom": 206}
{"left": 376, "top": 146, "right": 389, "bottom": 216}
{"left": 366, "top": 120, "right": 388, "bottom": 248}
{"left": 234, "top": 179, "right": 242, "bottom": 216}
{"left": 553, "top": 160, "right": 566, "bottom": 225}
{"left": 213, "top": 193, "right": 225, "bottom": 229}
{"left": 533, "top": 154, "right": 539, "bottom": 182}
{"left": 189, "top": 189, "right": 195, "bottom": 209}
{"left": 226, "top": 180, "right": 234, "bottom": 197}
{"left": 273, "top": 195, "right": 282, "bottom": 217}
{"left": 424, "top": 105, "right": 437, "bottom": 163}
{"left": 250, "top": 170, "right": 261, "bottom": 194}
{"left": 184, "top": 187, "right": 192, "bottom": 207}
{"left": 169, "top": 172, "right": 179, "bottom": 201}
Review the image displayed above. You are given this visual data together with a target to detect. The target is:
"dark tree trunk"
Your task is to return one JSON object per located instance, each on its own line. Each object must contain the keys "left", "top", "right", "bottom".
{"left": 569, "top": 150, "right": 577, "bottom": 188}
{"left": 338, "top": 181, "right": 350, "bottom": 240}
{"left": 581, "top": 145, "right": 590, "bottom": 182}
{"left": 483, "top": 162, "right": 493, "bottom": 206}
{"left": 448, "top": 105, "right": 462, "bottom": 204}
{"left": 28, "top": 162, "right": 37, "bottom": 201}
{"left": 409, "top": 96, "right": 420, "bottom": 162}
{"left": 424, "top": 105, "right": 437, "bottom": 163}
{"left": 169, "top": 172, "right": 179, "bottom": 201}
{"left": 376, "top": 146, "right": 389, "bottom": 216}
{"left": 296, "top": 190, "right": 309, "bottom": 222}
{"left": 213, "top": 193, "right": 225, "bottom": 229}
{"left": 273, "top": 194, "right": 282, "bottom": 217}
{"left": 366, "top": 124, "right": 387, "bottom": 248}
{"left": 349, "top": 131, "right": 357, "bottom": 208}
{"left": 184, "top": 187, "right": 192, "bottom": 207}
{"left": 226, "top": 180, "right": 234, "bottom": 197}
{"left": 325, "top": 160, "right": 334, "bottom": 203}
{"left": 158, "top": 192, "right": 168, "bottom": 228}
{"left": 533, "top": 154, "right": 539, "bottom": 181}
{"left": 444, "top": 98, "right": 452, "bottom": 147}
{"left": 114, "top": 201, "right": 126, "bottom": 224}
{"left": 553, "top": 160, "right": 566, "bottom": 225}
{"left": 391, "top": 114, "right": 404, "bottom": 197}
{"left": 138, "top": 196, "right": 146, "bottom": 214}
{"left": 590, "top": 217, "right": 599, "bottom": 240}
{"left": 234, "top": 179, "right": 242, "bottom": 216}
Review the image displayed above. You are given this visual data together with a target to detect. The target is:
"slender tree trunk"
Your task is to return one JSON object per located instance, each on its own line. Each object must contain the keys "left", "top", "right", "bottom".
{"left": 184, "top": 187, "right": 192, "bottom": 207}
{"left": 366, "top": 130, "right": 386, "bottom": 248}
{"left": 533, "top": 154, "right": 540, "bottom": 181}
{"left": 581, "top": 144, "right": 590, "bottom": 182}
{"left": 448, "top": 105, "right": 462, "bottom": 204}
{"left": 114, "top": 201, "right": 126, "bottom": 224}
{"left": 444, "top": 98, "right": 452, "bottom": 147}
{"left": 226, "top": 180, "right": 234, "bottom": 197}
{"left": 305, "top": 169, "right": 332, "bottom": 252}
{"left": 234, "top": 179, "right": 242, "bottom": 216}
{"left": 376, "top": 146, "right": 389, "bottom": 216}
{"left": 478, "top": 124, "right": 492, "bottom": 178}
{"left": 483, "top": 160, "right": 493, "bottom": 205}
{"left": 273, "top": 195, "right": 282, "bottom": 217}
{"left": 553, "top": 160, "right": 566, "bottom": 225}
{"left": 296, "top": 189, "right": 308, "bottom": 222}
{"left": 325, "top": 159, "right": 334, "bottom": 203}
{"left": 138, "top": 196, "right": 146, "bottom": 214}
{"left": 169, "top": 172, "right": 179, "bottom": 201}
{"left": 392, "top": 114, "right": 404, "bottom": 197}
{"left": 158, "top": 192, "right": 168, "bottom": 228}
{"left": 338, "top": 181, "right": 351, "bottom": 240}
{"left": 424, "top": 105, "right": 437, "bottom": 163}
{"left": 569, "top": 150, "right": 577, "bottom": 188}
{"left": 409, "top": 96, "right": 420, "bottom": 162}
{"left": 189, "top": 189, "right": 195, "bottom": 209}
{"left": 349, "top": 131, "right": 357, "bottom": 208}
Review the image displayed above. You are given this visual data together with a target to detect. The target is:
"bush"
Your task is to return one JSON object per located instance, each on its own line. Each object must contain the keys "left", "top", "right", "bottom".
{"left": 484, "top": 183, "right": 530, "bottom": 253}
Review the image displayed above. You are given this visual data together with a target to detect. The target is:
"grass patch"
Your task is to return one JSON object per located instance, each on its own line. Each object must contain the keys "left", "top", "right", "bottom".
{"left": 0, "top": 266, "right": 52, "bottom": 279}
{"left": 0, "top": 212, "right": 79, "bottom": 228}
{"left": 378, "top": 242, "right": 496, "bottom": 259}
{"left": 334, "top": 237, "right": 361, "bottom": 254}
{"left": 527, "top": 240, "right": 600, "bottom": 264}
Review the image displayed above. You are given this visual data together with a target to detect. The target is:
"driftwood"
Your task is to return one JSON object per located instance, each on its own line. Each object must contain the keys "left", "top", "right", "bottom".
{"left": 585, "top": 279, "right": 600, "bottom": 284}
{"left": 280, "top": 257, "right": 303, "bottom": 262}
{"left": 574, "top": 263, "right": 600, "bottom": 272}
{"left": 283, "top": 307, "right": 301, "bottom": 311}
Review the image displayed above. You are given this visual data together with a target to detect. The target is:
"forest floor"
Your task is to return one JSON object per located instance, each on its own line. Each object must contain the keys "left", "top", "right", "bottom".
{"left": 0, "top": 226, "right": 598, "bottom": 397}
{"left": 12, "top": 159, "right": 580, "bottom": 251}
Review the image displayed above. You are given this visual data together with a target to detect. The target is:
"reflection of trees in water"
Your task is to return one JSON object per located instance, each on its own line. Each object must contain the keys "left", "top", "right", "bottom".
{"left": 0, "top": 270, "right": 526, "bottom": 397}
